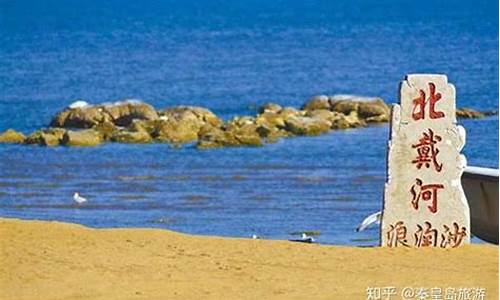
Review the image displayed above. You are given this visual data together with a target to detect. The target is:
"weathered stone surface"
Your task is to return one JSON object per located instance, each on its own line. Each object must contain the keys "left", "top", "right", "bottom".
{"left": 160, "top": 106, "right": 222, "bottom": 127}
{"left": 197, "top": 126, "right": 238, "bottom": 149}
{"left": 305, "top": 109, "right": 337, "bottom": 122}
{"left": 153, "top": 119, "right": 199, "bottom": 143}
{"left": 25, "top": 128, "right": 66, "bottom": 146}
{"left": 285, "top": 116, "right": 332, "bottom": 136}
{"left": 111, "top": 130, "right": 152, "bottom": 144}
{"left": 381, "top": 74, "right": 470, "bottom": 248}
{"left": 327, "top": 111, "right": 364, "bottom": 129}
{"left": 151, "top": 106, "right": 223, "bottom": 143}
{"left": 92, "top": 121, "right": 117, "bottom": 140}
{"left": 258, "top": 103, "right": 282, "bottom": 114}
{"left": 50, "top": 100, "right": 158, "bottom": 128}
{"left": 302, "top": 95, "right": 330, "bottom": 111}
{"left": 0, "top": 129, "right": 26, "bottom": 144}
{"left": 227, "top": 123, "right": 262, "bottom": 146}
{"left": 255, "top": 112, "right": 286, "bottom": 129}
{"left": 358, "top": 99, "right": 391, "bottom": 122}
{"left": 61, "top": 129, "right": 103, "bottom": 147}
{"left": 329, "top": 95, "right": 390, "bottom": 122}
{"left": 278, "top": 107, "right": 303, "bottom": 119}
{"left": 197, "top": 119, "right": 263, "bottom": 149}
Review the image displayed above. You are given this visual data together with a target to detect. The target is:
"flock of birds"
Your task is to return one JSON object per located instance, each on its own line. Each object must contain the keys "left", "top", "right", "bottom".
{"left": 72, "top": 192, "right": 381, "bottom": 243}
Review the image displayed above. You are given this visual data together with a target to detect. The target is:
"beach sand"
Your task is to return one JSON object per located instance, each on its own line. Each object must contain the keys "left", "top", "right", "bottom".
{"left": 0, "top": 218, "right": 497, "bottom": 300}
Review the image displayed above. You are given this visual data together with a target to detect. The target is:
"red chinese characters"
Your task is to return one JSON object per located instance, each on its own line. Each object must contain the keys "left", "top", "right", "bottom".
{"left": 387, "top": 221, "right": 467, "bottom": 248}
{"left": 412, "top": 128, "right": 443, "bottom": 172}
{"left": 414, "top": 221, "right": 438, "bottom": 247}
{"left": 386, "top": 221, "right": 409, "bottom": 247}
{"left": 412, "top": 82, "right": 445, "bottom": 121}
{"left": 410, "top": 178, "right": 444, "bottom": 214}
{"left": 441, "top": 222, "right": 467, "bottom": 248}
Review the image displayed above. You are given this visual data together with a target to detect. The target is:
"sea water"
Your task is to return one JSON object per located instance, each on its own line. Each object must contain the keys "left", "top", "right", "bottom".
{"left": 0, "top": 0, "right": 497, "bottom": 245}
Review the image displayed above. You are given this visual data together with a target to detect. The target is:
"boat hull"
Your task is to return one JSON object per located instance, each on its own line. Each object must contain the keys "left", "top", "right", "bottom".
{"left": 462, "top": 166, "right": 499, "bottom": 244}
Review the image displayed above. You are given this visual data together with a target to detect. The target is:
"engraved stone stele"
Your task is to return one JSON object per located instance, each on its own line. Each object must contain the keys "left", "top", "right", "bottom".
{"left": 380, "top": 74, "right": 470, "bottom": 248}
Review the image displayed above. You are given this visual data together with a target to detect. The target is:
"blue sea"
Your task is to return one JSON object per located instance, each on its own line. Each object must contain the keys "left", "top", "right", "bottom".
{"left": 0, "top": 0, "right": 498, "bottom": 245}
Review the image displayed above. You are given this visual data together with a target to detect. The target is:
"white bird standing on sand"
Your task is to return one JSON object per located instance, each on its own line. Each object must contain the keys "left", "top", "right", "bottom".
{"left": 289, "top": 233, "right": 315, "bottom": 243}
{"left": 73, "top": 192, "right": 87, "bottom": 204}
{"left": 301, "top": 233, "right": 315, "bottom": 243}
{"left": 356, "top": 211, "right": 382, "bottom": 232}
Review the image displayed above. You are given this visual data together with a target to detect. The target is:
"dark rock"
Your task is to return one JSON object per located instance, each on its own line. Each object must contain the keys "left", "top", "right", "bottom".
{"left": 25, "top": 128, "right": 66, "bottom": 146}
{"left": 92, "top": 121, "right": 117, "bottom": 140}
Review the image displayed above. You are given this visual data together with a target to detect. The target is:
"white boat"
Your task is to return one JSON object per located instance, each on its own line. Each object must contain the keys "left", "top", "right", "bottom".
{"left": 462, "top": 166, "right": 499, "bottom": 244}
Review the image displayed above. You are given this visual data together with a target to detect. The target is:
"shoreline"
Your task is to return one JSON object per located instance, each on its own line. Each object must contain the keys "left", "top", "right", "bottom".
{"left": 1, "top": 217, "right": 497, "bottom": 299}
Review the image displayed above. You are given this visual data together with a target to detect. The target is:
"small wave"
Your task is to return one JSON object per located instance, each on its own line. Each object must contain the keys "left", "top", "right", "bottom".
{"left": 182, "top": 194, "right": 213, "bottom": 202}
{"left": 117, "top": 175, "right": 156, "bottom": 181}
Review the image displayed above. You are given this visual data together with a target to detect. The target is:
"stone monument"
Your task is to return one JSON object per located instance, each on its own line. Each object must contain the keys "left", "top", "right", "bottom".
{"left": 380, "top": 74, "right": 470, "bottom": 248}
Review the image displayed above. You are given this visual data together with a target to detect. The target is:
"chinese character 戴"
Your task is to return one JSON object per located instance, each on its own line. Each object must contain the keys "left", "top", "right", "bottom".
{"left": 412, "top": 128, "right": 443, "bottom": 172}
{"left": 414, "top": 221, "right": 438, "bottom": 247}
{"left": 387, "top": 221, "right": 409, "bottom": 247}
{"left": 441, "top": 222, "right": 467, "bottom": 248}
{"left": 410, "top": 178, "right": 444, "bottom": 214}
{"left": 412, "top": 82, "right": 445, "bottom": 121}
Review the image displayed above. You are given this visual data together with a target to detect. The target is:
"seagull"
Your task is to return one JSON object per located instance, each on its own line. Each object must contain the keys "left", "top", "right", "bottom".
{"left": 73, "top": 192, "right": 87, "bottom": 204}
{"left": 289, "top": 233, "right": 315, "bottom": 243}
{"left": 356, "top": 211, "right": 382, "bottom": 232}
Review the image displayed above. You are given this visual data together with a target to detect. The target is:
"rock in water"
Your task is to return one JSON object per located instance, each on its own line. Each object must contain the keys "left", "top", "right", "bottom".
{"left": 301, "top": 95, "right": 330, "bottom": 111}
{"left": 197, "top": 118, "right": 263, "bottom": 149}
{"left": 284, "top": 116, "right": 332, "bottom": 136}
{"left": 92, "top": 121, "right": 117, "bottom": 140}
{"left": 111, "top": 130, "right": 152, "bottom": 144}
{"left": 0, "top": 129, "right": 26, "bottom": 144}
{"left": 329, "top": 95, "right": 390, "bottom": 123}
{"left": 61, "top": 129, "right": 103, "bottom": 147}
{"left": 24, "top": 128, "right": 66, "bottom": 146}
{"left": 50, "top": 100, "right": 158, "bottom": 128}
{"left": 152, "top": 106, "right": 223, "bottom": 143}
{"left": 258, "top": 103, "right": 283, "bottom": 114}
{"left": 455, "top": 107, "right": 485, "bottom": 119}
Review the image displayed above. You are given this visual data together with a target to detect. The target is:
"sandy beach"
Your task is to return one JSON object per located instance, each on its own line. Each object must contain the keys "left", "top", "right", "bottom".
{"left": 0, "top": 217, "right": 497, "bottom": 300}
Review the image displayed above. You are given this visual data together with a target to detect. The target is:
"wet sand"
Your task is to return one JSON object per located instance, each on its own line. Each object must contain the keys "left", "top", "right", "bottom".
{"left": 0, "top": 217, "right": 497, "bottom": 300}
